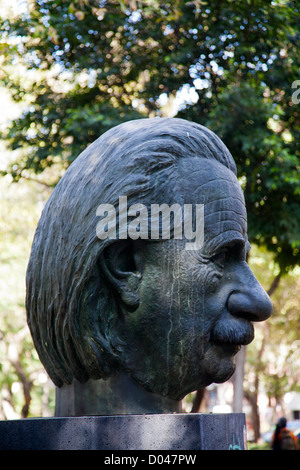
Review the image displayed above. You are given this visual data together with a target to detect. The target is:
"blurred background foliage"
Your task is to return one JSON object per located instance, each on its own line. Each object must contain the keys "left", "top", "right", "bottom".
{"left": 0, "top": 0, "right": 299, "bottom": 442}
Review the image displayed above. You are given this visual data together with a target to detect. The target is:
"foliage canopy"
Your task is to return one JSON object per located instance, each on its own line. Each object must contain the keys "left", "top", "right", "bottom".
{"left": 1, "top": 0, "right": 299, "bottom": 270}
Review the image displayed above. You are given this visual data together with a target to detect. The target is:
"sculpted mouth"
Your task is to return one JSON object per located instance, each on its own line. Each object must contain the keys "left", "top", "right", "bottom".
{"left": 210, "top": 317, "right": 255, "bottom": 348}
{"left": 210, "top": 341, "right": 241, "bottom": 356}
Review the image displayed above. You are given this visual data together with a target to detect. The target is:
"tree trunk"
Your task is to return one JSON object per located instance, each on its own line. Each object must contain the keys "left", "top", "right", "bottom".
{"left": 7, "top": 328, "right": 33, "bottom": 418}
{"left": 191, "top": 388, "right": 205, "bottom": 413}
{"left": 11, "top": 358, "right": 33, "bottom": 418}
{"left": 231, "top": 271, "right": 281, "bottom": 412}
{"left": 232, "top": 346, "right": 246, "bottom": 413}
{"left": 245, "top": 389, "right": 261, "bottom": 442}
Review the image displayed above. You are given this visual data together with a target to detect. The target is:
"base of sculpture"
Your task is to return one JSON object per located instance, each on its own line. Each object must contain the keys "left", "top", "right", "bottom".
{"left": 0, "top": 413, "right": 246, "bottom": 450}
{"left": 55, "top": 374, "right": 182, "bottom": 416}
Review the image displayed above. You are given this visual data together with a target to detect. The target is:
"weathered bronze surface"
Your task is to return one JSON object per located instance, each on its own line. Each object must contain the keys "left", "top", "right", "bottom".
{"left": 26, "top": 118, "right": 272, "bottom": 415}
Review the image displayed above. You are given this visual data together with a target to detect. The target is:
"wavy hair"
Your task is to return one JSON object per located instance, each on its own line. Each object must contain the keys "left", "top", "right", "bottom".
{"left": 26, "top": 117, "right": 236, "bottom": 386}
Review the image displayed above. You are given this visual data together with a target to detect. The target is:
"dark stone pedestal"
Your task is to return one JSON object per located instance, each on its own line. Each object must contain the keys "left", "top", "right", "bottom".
{"left": 0, "top": 413, "right": 247, "bottom": 450}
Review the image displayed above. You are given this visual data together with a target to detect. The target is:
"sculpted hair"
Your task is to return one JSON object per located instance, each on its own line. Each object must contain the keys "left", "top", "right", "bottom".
{"left": 26, "top": 117, "right": 236, "bottom": 386}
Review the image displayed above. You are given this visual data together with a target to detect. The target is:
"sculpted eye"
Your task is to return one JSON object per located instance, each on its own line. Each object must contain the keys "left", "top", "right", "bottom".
{"left": 210, "top": 240, "right": 247, "bottom": 267}
{"left": 211, "top": 250, "right": 227, "bottom": 267}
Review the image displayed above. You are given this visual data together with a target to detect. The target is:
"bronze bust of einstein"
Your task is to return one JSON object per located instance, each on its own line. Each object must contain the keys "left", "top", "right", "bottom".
{"left": 26, "top": 118, "right": 272, "bottom": 416}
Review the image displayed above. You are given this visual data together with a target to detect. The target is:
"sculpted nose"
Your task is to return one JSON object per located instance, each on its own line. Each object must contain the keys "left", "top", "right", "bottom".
{"left": 227, "top": 264, "right": 273, "bottom": 322}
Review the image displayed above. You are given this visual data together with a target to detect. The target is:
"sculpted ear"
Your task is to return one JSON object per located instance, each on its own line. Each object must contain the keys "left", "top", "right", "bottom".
{"left": 99, "top": 240, "right": 143, "bottom": 311}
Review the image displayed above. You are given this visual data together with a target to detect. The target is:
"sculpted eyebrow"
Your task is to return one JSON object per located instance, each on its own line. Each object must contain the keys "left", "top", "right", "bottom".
{"left": 216, "top": 238, "right": 252, "bottom": 258}
{"left": 205, "top": 234, "right": 246, "bottom": 255}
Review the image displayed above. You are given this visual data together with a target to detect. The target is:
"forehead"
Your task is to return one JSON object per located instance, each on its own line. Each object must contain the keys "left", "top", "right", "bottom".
{"left": 178, "top": 158, "right": 247, "bottom": 253}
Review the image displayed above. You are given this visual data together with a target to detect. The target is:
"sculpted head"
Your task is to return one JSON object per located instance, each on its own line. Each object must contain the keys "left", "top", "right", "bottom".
{"left": 26, "top": 118, "right": 272, "bottom": 401}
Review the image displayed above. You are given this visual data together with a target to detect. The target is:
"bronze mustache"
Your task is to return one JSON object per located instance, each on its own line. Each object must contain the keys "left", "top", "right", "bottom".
{"left": 210, "top": 314, "right": 254, "bottom": 346}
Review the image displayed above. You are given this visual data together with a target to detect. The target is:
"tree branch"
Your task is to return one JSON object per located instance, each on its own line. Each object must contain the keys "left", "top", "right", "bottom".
{"left": 191, "top": 388, "right": 205, "bottom": 413}
{"left": 267, "top": 272, "right": 282, "bottom": 297}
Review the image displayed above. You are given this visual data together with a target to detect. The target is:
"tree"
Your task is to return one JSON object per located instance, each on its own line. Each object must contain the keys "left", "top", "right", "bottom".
{"left": 1, "top": 0, "right": 299, "bottom": 271}
{"left": 0, "top": 173, "right": 55, "bottom": 418}
{"left": 240, "top": 247, "right": 300, "bottom": 440}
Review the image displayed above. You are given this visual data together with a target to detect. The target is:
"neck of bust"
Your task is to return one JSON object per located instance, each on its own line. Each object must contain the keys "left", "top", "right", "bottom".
{"left": 55, "top": 372, "right": 182, "bottom": 416}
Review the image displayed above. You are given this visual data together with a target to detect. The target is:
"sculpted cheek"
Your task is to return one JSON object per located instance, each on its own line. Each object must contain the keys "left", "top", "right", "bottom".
{"left": 204, "top": 265, "right": 223, "bottom": 293}
{"left": 190, "top": 262, "right": 223, "bottom": 294}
